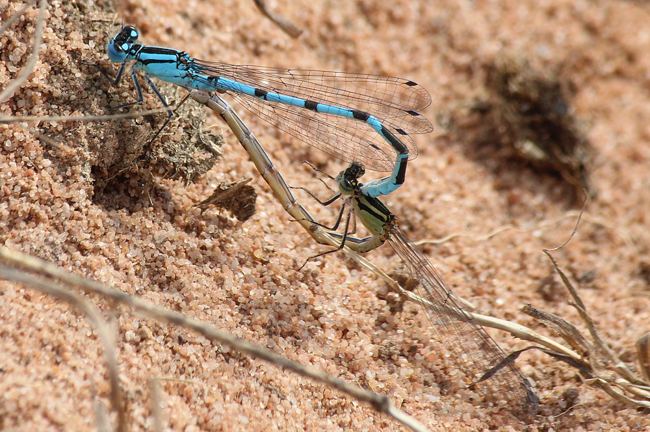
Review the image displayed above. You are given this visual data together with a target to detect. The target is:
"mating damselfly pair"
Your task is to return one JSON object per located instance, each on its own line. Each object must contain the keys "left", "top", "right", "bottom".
{"left": 99, "top": 25, "right": 538, "bottom": 415}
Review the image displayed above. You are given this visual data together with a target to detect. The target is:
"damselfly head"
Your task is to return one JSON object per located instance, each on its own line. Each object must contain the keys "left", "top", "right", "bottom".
{"left": 345, "top": 162, "right": 365, "bottom": 181}
{"left": 107, "top": 25, "right": 139, "bottom": 63}
{"left": 336, "top": 171, "right": 354, "bottom": 194}
{"left": 336, "top": 162, "right": 365, "bottom": 194}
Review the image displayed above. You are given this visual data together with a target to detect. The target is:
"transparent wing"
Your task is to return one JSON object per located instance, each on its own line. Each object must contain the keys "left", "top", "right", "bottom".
{"left": 388, "top": 226, "right": 538, "bottom": 417}
{"left": 228, "top": 94, "right": 411, "bottom": 171}
{"left": 193, "top": 62, "right": 433, "bottom": 171}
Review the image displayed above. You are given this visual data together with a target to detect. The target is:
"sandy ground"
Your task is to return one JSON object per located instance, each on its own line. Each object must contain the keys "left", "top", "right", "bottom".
{"left": 1, "top": 0, "right": 650, "bottom": 430}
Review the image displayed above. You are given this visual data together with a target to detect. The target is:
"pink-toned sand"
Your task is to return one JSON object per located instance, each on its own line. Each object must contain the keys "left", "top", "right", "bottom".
{"left": 1, "top": 0, "right": 649, "bottom": 430}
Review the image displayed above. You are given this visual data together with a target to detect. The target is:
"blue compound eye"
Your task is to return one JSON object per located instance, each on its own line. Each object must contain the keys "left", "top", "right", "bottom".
{"left": 114, "top": 25, "right": 139, "bottom": 47}
{"left": 122, "top": 25, "right": 139, "bottom": 44}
